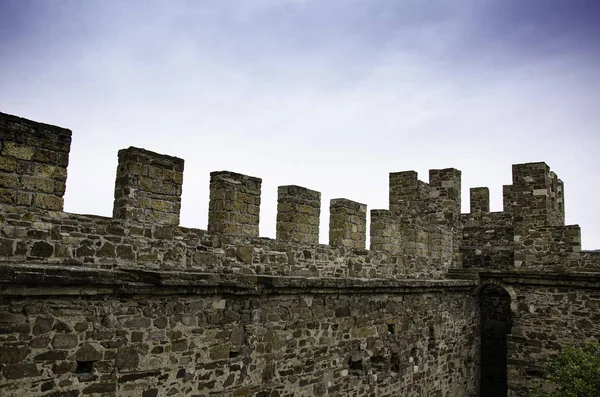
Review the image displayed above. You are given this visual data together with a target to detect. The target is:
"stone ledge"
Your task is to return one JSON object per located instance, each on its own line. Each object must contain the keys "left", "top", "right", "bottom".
{"left": 0, "top": 263, "right": 477, "bottom": 296}
{"left": 449, "top": 268, "right": 600, "bottom": 288}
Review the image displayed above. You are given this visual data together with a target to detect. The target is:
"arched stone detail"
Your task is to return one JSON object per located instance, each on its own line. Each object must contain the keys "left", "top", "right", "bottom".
{"left": 476, "top": 280, "right": 519, "bottom": 319}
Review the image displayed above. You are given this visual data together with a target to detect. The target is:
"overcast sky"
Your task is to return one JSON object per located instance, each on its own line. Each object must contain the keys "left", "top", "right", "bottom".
{"left": 1, "top": 0, "right": 599, "bottom": 249}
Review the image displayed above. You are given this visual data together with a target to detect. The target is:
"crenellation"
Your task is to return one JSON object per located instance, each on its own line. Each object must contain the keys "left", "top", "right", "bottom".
{"left": 389, "top": 171, "right": 429, "bottom": 214}
{"left": 329, "top": 198, "right": 367, "bottom": 249}
{"left": 1, "top": 111, "right": 600, "bottom": 397}
{"left": 208, "top": 171, "right": 261, "bottom": 237}
{"left": 113, "top": 147, "right": 184, "bottom": 226}
{"left": 429, "top": 168, "right": 462, "bottom": 266}
{"left": 369, "top": 209, "right": 402, "bottom": 254}
{"left": 557, "top": 178, "right": 565, "bottom": 218}
{"left": 470, "top": 187, "right": 490, "bottom": 215}
{"left": 429, "top": 168, "right": 461, "bottom": 223}
{"left": 502, "top": 184, "right": 513, "bottom": 215}
{"left": 510, "top": 162, "right": 564, "bottom": 228}
{"left": 0, "top": 112, "right": 71, "bottom": 212}
{"left": 547, "top": 172, "right": 565, "bottom": 226}
{"left": 276, "top": 185, "right": 321, "bottom": 244}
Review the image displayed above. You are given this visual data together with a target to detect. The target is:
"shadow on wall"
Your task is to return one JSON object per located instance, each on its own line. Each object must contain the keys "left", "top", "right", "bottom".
{"left": 480, "top": 284, "right": 513, "bottom": 397}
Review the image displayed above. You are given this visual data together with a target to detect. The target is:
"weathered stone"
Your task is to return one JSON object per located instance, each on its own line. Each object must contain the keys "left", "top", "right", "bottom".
{"left": 154, "top": 316, "right": 168, "bottom": 329}
{"left": 74, "top": 321, "right": 88, "bottom": 332}
{"left": 0, "top": 312, "right": 26, "bottom": 323}
{"left": 41, "top": 380, "right": 55, "bottom": 392}
{"left": 116, "top": 244, "right": 135, "bottom": 260}
{"left": 171, "top": 339, "right": 188, "bottom": 352}
{"left": 52, "top": 361, "right": 77, "bottom": 375}
{"left": 30, "top": 241, "right": 54, "bottom": 258}
{"left": 34, "top": 349, "right": 69, "bottom": 361}
{"left": 2, "top": 363, "right": 40, "bottom": 379}
{"left": 96, "top": 241, "right": 115, "bottom": 258}
{"left": 209, "top": 344, "right": 230, "bottom": 361}
{"left": 236, "top": 245, "right": 254, "bottom": 265}
{"left": 33, "top": 317, "right": 54, "bottom": 334}
{"left": 2, "top": 142, "right": 35, "bottom": 160}
{"left": 52, "top": 334, "right": 78, "bottom": 349}
{"left": 142, "top": 388, "right": 159, "bottom": 397}
{"left": 35, "top": 194, "right": 63, "bottom": 210}
{"left": 0, "top": 345, "right": 30, "bottom": 363}
{"left": 46, "top": 390, "right": 79, "bottom": 397}
{"left": 115, "top": 346, "right": 139, "bottom": 369}
{"left": 53, "top": 320, "right": 72, "bottom": 333}
{"left": 82, "top": 383, "right": 116, "bottom": 394}
{"left": 74, "top": 343, "right": 103, "bottom": 362}
{"left": 120, "top": 370, "right": 160, "bottom": 383}
{"left": 124, "top": 317, "right": 151, "bottom": 329}
{"left": 30, "top": 336, "right": 51, "bottom": 348}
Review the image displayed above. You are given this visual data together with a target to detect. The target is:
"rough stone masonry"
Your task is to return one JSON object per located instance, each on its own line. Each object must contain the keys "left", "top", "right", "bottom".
{"left": 0, "top": 110, "right": 599, "bottom": 397}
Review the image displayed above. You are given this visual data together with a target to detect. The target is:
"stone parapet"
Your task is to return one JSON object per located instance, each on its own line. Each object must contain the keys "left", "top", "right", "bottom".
{"left": 510, "top": 162, "right": 565, "bottom": 228}
{"left": 0, "top": 112, "right": 71, "bottom": 212}
{"left": 369, "top": 209, "right": 402, "bottom": 254}
{"left": 113, "top": 147, "right": 184, "bottom": 225}
{"left": 329, "top": 199, "right": 367, "bottom": 249}
{"left": 470, "top": 187, "right": 490, "bottom": 215}
{"left": 276, "top": 185, "right": 321, "bottom": 244}
{"left": 208, "top": 171, "right": 261, "bottom": 237}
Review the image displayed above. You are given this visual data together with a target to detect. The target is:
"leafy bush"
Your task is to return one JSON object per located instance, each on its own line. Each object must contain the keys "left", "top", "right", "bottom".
{"left": 531, "top": 342, "right": 600, "bottom": 397}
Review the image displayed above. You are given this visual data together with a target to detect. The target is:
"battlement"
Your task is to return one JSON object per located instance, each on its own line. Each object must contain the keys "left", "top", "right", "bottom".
{"left": 0, "top": 112, "right": 71, "bottom": 212}
{"left": 208, "top": 170, "right": 261, "bottom": 236}
{"left": 113, "top": 147, "right": 184, "bottom": 225}
{"left": 0, "top": 111, "right": 597, "bottom": 278}
{"left": 1, "top": 111, "right": 600, "bottom": 397}
{"left": 461, "top": 161, "right": 577, "bottom": 270}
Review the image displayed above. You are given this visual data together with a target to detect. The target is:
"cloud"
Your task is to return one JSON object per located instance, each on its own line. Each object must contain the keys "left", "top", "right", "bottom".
{"left": 0, "top": 0, "right": 599, "bottom": 248}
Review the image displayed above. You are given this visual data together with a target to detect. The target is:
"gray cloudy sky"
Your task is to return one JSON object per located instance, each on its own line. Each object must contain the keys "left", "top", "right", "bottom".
{"left": 1, "top": 0, "right": 599, "bottom": 248}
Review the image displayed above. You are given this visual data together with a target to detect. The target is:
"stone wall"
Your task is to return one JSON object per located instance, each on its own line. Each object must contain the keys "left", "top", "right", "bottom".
{"left": 479, "top": 271, "right": 600, "bottom": 397}
{"left": 460, "top": 162, "right": 598, "bottom": 272}
{"left": 0, "top": 111, "right": 463, "bottom": 280}
{"left": 0, "top": 267, "right": 479, "bottom": 397}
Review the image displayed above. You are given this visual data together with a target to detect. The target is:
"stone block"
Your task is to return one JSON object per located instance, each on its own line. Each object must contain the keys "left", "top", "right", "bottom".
{"left": 208, "top": 171, "right": 262, "bottom": 237}
{"left": 113, "top": 147, "right": 184, "bottom": 225}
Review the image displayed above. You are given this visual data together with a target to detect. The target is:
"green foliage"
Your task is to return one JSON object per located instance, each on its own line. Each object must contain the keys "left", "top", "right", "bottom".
{"left": 531, "top": 342, "right": 600, "bottom": 397}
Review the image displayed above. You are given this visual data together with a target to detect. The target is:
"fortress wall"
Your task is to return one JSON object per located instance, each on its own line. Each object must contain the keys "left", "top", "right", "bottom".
{"left": 473, "top": 271, "right": 600, "bottom": 397}
{"left": 460, "top": 163, "right": 586, "bottom": 271}
{"left": 2, "top": 110, "right": 600, "bottom": 397}
{"left": 461, "top": 226, "right": 514, "bottom": 270}
{"left": 580, "top": 251, "right": 600, "bottom": 268}
{"left": 461, "top": 188, "right": 515, "bottom": 270}
{"left": 0, "top": 272, "right": 479, "bottom": 397}
{"left": 513, "top": 225, "right": 581, "bottom": 268}
{"left": 507, "top": 285, "right": 600, "bottom": 396}
{"left": 510, "top": 163, "right": 565, "bottom": 229}
{"left": 0, "top": 112, "right": 459, "bottom": 279}
{"left": 0, "top": 111, "right": 592, "bottom": 277}
{"left": 0, "top": 208, "right": 455, "bottom": 279}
